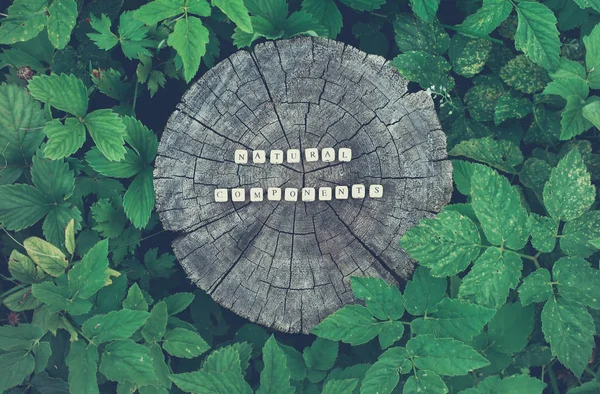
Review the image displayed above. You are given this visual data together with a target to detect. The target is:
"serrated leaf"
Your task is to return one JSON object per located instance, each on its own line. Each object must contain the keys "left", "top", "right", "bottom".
{"left": 582, "top": 100, "right": 600, "bottom": 129}
{"left": 47, "top": 0, "right": 78, "bottom": 49}
{"left": 457, "top": 0, "right": 512, "bottom": 36}
{"left": 0, "top": 350, "right": 35, "bottom": 392}
{"left": 493, "top": 374, "right": 546, "bottom": 393}
{"left": 519, "top": 268, "right": 553, "bottom": 306}
{"left": 470, "top": 165, "right": 529, "bottom": 249}
{"left": 66, "top": 341, "right": 99, "bottom": 394}
{"left": 31, "top": 152, "right": 75, "bottom": 202}
{"left": 123, "top": 116, "right": 158, "bottom": 165}
{"left": 583, "top": 24, "right": 600, "bottom": 89}
{"left": 528, "top": 213, "right": 558, "bottom": 253}
{"left": 134, "top": 0, "right": 185, "bottom": 25}
{"left": 464, "top": 76, "right": 506, "bottom": 122}
{"left": 361, "top": 347, "right": 411, "bottom": 394}
{"left": 170, "top": 371, "right": 253, "bottom": 394}
{"left": 448, "top": 35, "right": 491, "bottom": 78}
{"left": 100, "top": 340, "right": 158, "bottom": 386}
{"left": 404, "top": 370, "right": 448, "bottom": 394}
{"left": 168, "top": 17, "right": 209, "bottom": 83}
{"left": 91, "top": 198, "right": 127, "bottom": 238}
{"left": 82, "top": 309, "right": 150, "bottom": 343}
{"left": 338, "top": 0, "right": 386, "bottom": 11}
{"left": 393, "top": 13, "right": 449, "bottom": 55}
{"left": 542, "top": 296, "right": 595, "bottom": 377}
{"left": 163, "top": 328, "right": 210, "bottom": 358}
{"left": 378, "top": 321, "right": 404, "bottom": 349}
{"left": 257, "top": 335, "right": 294, "bottom": 394}
{"left": 407, "top": 335, "right": 489, "bottom": 376}
{"left": 86, "top": 147, "right": 142, "bottom": 178}
{"left": 401, "top": 210, "right": 480, "bottom": 277}
{"left": 203, "top": 346, "right": 242, "bottom": 376}
{"left": 84, "top": 109, "right": 127, "bottom": 162}
{"left": 88, "top": 14, "right": 119, "bottom": 50}
{"left": 391, "top": 51, "right": 454, "bottom": 91}
{"left": 553, "top": 257, "right": 600, "bottom": 309}
{"left": 561, "top": 210, "right": 600, "bottom": 258}
{"left": 351, "top": 277, "right": 404, "bottom": 320}
{"left": 162, "top": 292, "right": 194, "bottom": 315}
{"left": 450, "top": 137, "right": 523, "bottom": 174}
{"left": 4, "top": 286, "right": 43, "bottom": 312}
{"left": 303, "top": 337, "right": 338, "bottom": 371}
{"left": 311, "top": 305, "right": 382, "bottom": 346}
{"left": 65, "top": 219, "right": 76, "bottom": 256}
{"left": 31, "top": 281, "right": 92, "bottom": 315}
{"left": 142, "top": 301, "right": 168, "bottom": 343}
{"left": 8, "top": 249, "right": 45, "bottom": 285}
{"left": 28, "top": 73, "right": 88, "bottom": 117}
{"left": 404, "top": 266, "right": 447, "bottom": 316}
{"left": 410, "top": 0, "right": 440, "bottom": 23}
{"left": 543, "top": 148, "right": 595, "bottom": 222}
{"left": 514, "top": 2, "right": 560, "bottom": 71}
{"left": 494, "top": 94, "right": 532, "bottom": 125}
{"left": 500, "top": 54, "right": 551, "bottom": 94}
{"left": 302, "top": 0, "right": 342, "bottom": 38}
{"left": 123, "top": 283, "right": 149, "bottom": 311}
{"left": 24, "top": 236, "right": 67, "bottom": 277}
{"left": 0, "top": 0, "right": 48, "bottom": 45}
{"left": 459, "top": 248, "right": 522, "bottom": 309}
{"left": 68, "top": 239, "right": 109, "bottom": 299}
{"left": 543, "top": 78, "right": 589, "bottom": 100}
{"left": 0, "top": 324, "right": 44, "bottom": 351}
{"left": 488, "top": 302, "right": 534, "bottom": 354}
{"left": 124, "top": 167, "right": 155, "bottom": 228}
{"left": 322, "top": 378, "right": 358, "bottom": 394}
{"left": 214, "top": 0, "right": 253, "bottom": 33}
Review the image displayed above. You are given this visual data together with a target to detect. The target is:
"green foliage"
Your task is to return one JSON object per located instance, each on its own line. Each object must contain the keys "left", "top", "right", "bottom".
{"left": 1, "top": 0, "right": 599, "bottom": 393}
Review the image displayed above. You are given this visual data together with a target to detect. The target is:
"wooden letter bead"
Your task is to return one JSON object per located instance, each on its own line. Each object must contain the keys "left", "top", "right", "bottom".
{"left": 302, "top": 187, "right": 315, "bottom": 202}
{"left": 305, "top": 148, "right": 319, "bottom": 162}
{"left": 352, "top": 184, "right": 365, "bottom": 199}
{"left": 232, "top": 188, "right": 245, "bottom": 202}
{"left": 319, "top": 187, "right": 332, "bottom": 200}
{"left": 322, "top": 148, "right": 335, "bottom": 162}
{"left": 214, "top": 189, "right": 228, "bottom": 202}
{"left": 270, "top": 150, "right": 284, "bottom": 164}
{"left": 369, "top": 184, "right": 384, "bottom": 198}
{"left": 285, "top": 188, "right": 298, "bottom": 201}
{"left": 338, "top": 148, "right": 352, "bottom": 162}
{"left": 287, "top": 149, "right": 301, "bottom": 163}
{"left": 250, "top": 188, "right": 263, "bottom": 202}
{"left": 335, "top": 186, "right": 349, "bottom": 199}
{"left": 267, "top": 187, "right": 282, "bottom": 201}
{"left": 252, "top": 150, "right": 266, "bottom": 164}
{"left": 234, "top": 149, "right": 248, "bottom": 164}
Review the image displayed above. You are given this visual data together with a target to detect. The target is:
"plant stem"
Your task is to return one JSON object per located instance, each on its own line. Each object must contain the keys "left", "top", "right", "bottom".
{"left": 547, "top": 365, "right": 560, "bottom": 394}
{"left": 442, "top": 24, "right": 503, "bottom": 44}
{"left": 515, "top": 252, "right": 541, "bottom": 269}
{"left": 132, "top": 78, "right": 139, "bottom": 116}
{"left": 584, "top": 367, "right": 597, "bottom": 378}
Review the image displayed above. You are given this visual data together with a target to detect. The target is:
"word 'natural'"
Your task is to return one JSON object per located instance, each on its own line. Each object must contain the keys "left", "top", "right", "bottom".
{"left": 235, "top": 148, "right": 352, "bottom": 164}
{"left": 215, "top": 184, "right": 383, "bottom": 202}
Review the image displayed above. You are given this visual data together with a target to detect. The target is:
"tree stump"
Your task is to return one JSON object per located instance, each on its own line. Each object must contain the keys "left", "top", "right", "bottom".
{"left": 154, "top": 37, "right": 452, "bottom": 334}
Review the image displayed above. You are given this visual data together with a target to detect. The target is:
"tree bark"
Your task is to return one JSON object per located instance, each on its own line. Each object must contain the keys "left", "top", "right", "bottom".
{"left": 154, "top": 37, "right": 452, "bottom": 334}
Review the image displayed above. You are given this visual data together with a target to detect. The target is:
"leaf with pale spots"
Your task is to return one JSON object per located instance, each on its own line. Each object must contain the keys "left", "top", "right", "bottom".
{"left": 519, "top": 268, "right": 552, "bottom": 306}
{"left": 403, "top": 370, "right": 448, "bottom": 394}
{"left": 361, "top": 347, "right": 412, "bottom": 394}
{"left": 99, "top": 340, "right": 158, "bottom": 386}
{"left": 351, "top": 277, "right": 404, "bottom": 320}
{"left": 311, "top": 305, "right": 383, "bottom": 346}
{"left": 449, "top": 137, "right": 524, "bottom": 174}
{"left": 560, "top": 210, "right": 600, "bottom": 258}
{"left": 542, "top": 296, "right": 595, "bottom": 377}
{"left": 529, "top": 213, "right": 558, "bottom": 253}
{"left": 162, "top": 328, "right": 210, "bottom": 358}
{"left": 81, "top": 309, "right": 150, "bottom": 343}
{"left": 553, "top": 257, "right": 600, "bottom": 309}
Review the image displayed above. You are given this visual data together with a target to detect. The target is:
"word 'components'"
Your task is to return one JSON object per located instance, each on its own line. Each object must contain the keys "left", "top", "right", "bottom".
{"left": 214, "top": 185, "right": 383, "bottom": 202}
{"left": 234, "top": 148, "right": 352, "bottom": 164}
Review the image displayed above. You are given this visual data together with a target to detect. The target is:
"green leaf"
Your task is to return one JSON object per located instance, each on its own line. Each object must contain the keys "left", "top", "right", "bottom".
{"left": 542, "top": 296, "right": 595, "bottom": 377}
{"left": 92, "top": 68, "right": 134, "bottom": 101}
{"left": 487, "top": 302, "right": 534, "bottom": 354}
{"left": 528, "top": 213, "right": 558, "bottom": 253}
{"left": 8, "top": 250, "right": 45, "bottom": 284}
{"left": 162, "top": 328, "right": 210, "bottom": 358}
{"left": 301, "top": 0, "right": 342, "bottom": 38}
{"left": 88, "top": 14, "right": 119, "bottom": 50}
{"left": 449, "top": 137, "right": 523, "bottom": 174}
{"left": 203, "top": 346, "right": 243, "bottom": 376}
{"left": 448, "top": 35, "right": 492, "bottom": 78}
{"left": 492, "top": 374, "right": 546, "bottom": 393}
{"left": 257, "top": 335, "right": 294, "bottom": 394}
{"left": 66, "top": 341, "right": 99, "bottom": 394}
{"left": 514, "top": 1, "right": 560, "bottom": 71}
{"left": 582, "top": 100, "right": 600, "bottom": 129}
{"left": 170, "top": 371, "right": 253, "bottom": 394}
{"left": 91, "top": 198, "right": 127, "bottom": 239}
{"left": 338, "top": 0, "right": 386, "bottom": 11}
{"left": 391, "top": 51, "right": 454, "bottom": 91}
{"left": 86, "top": 147, "right": 143, "bottom": 178}
{"left": 303, "top": 337, "right": 338, "bottom": 371}
{"left": 124, "top": 168, "right": 155, "bottom": 228}
{"left": 47, "top": 0, "right": 78, "bottom": 49}
{"left": 413, "top": 298, "right": 495, "bottom": 342}
{"left": 543, "top": 78, "right": 589, "bottom": 100}
{"left": 43, "top": 118, "right": 87, "bottom": 160}
{"left": 361, "top": 347, "right": 412, "bottom": 394}
{"left": 459, "top": 248, "right": 522, "bottom": 309}
{"left": 144, "top": 248, "right": 176, "bottom": 278}
{"left": 68, "top": 239, "right": 109, "bottom": 299}
{"left": 322, "top": 378, "right": 358, "bottom": 394}
{"left": 494, "top": 94, "right": 532, "bottom": 125}
{"left": 0, "top": 186, "right": 51, "bottom": 231}
{"left": 560, "top": 96, "right": 593, "bottom": 140}
{"left": 351, "top": 277, "right": 404, "bottom": 320}
{"left": 84, "top": 109, "right": 127, "bottom": 162}
{"left": 134, "top": 0, "right": 185, "bottom": 25}
{"left": 393, "top": 13, "right": 449, "bottom": 55}
{"left": 168, "top": 17, "right": 209, "bottom": 83}
{"left": 0, "top": 0, "right": 48, "bottom": 45}
{"left": 407, "top": 335, "right": 489, "bottom": 376}
{"left": 279, "top": 344, "right": 305, "bottom": 381}
{"left": 117, "top": 11, "right": 154, "bottom": 59}
{"left": 457, "top": 0, "right": 512, "bottom": 36}
{"left": 464, "top": 76, "right": 506, "bottom": 122}
{"left": 404, "top": 370, "right": 448, "bottom": 394}
{"left": 378, "top": 321, "right": 405, "bottom": 349}
{"left": 123, "top": 116, "right": 158, "bottom": 165}
{"left": 561, "top": 211, "right": 600, "bottom": 258}
{"left": 553, "top": 257, "right": 600, "bottom": 309}
{"left": 500, "top": 54, "right": 551, "bottom": 94}
{"left": 24, "top": 236, "right": 67, "bottom": 277}
{"left": 100, "top": 340, "right": 158, "bottom": 386}
{"left": 404, "top": 266, "right": 447, "bottom": 316}
{"left": 31, "top": 281, "right": 92, "bottom": 314}
{"left": 0, "top": 350, "right": 35, "bottom": 393}
{"left": 543, "top": 148, "right": 595, "bottom": 222}
{"left": 311, "top": 304, "right": 382, "bottom": 346}
{"left": 142, "top": 301, "right": 168, "bottom": 343}
{"left": 123, "top": 283, "right": 149, "bottom": 311}
{"left": 470, "top": 165, "right": 529, "bottom": 250}
{"left": 583, "top": 24, "right": 600, "bottom": 89}
{"left": 163, "top": 292, "right": 195, "bottom": 315}
{"left": 0, "top": 324, "right": 43, "bottom": 351}
{"left": 519, "top": 268, "right": 552, "bottom": 306}
{"left": 214, "top": 0, "right": 253, "bottom": 33}
{"left": 410, "top": 0, "right": 439, "bottom": 23}
{"left": 568, "top": 381, "right": 600, "bottom": 394}
{"left": 28, "top": 73, "right": 88, "bottom": 117}
{"left": 82, "top": 309, "right": 150, "bottom": 343}
{"left": 31, "top": 152, "right": 75, "bottom": 202}
{"left": 400, "top": 210, "right": 480, "bottom": 277}
{"left": 520, "top": 158, "right": 553, "bottom": 201}
{"left": 550, "top": 57, "right": 587, "bottom": 80}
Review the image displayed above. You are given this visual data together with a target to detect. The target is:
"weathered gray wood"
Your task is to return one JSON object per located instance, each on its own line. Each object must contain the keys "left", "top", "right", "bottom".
{"left": 154, "top": 37, "right": 452, "bottom": 334}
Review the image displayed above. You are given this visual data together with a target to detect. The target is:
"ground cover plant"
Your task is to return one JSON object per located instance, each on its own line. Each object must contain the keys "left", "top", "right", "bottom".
{"left": 0, "top": 0, "right": 599, "bottom": 393}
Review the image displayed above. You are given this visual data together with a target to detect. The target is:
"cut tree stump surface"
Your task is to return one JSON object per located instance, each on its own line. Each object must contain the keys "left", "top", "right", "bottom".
{"left": 154, "top": 37, "right": 452, "bottom": 334}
